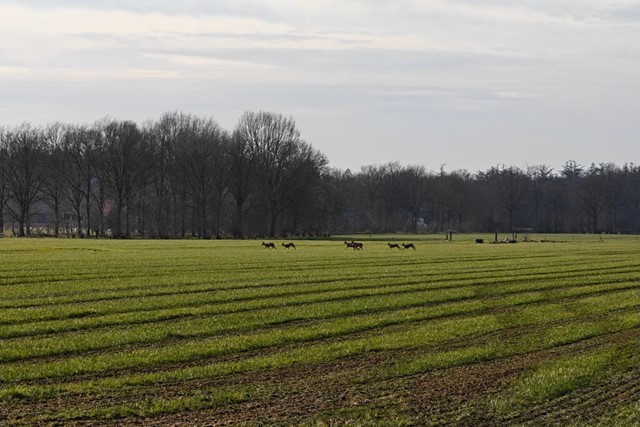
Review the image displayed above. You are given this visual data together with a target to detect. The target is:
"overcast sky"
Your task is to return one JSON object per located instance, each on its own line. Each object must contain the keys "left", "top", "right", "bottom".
{"left": 1, "top": 1, "right": 639, "bottom": 172}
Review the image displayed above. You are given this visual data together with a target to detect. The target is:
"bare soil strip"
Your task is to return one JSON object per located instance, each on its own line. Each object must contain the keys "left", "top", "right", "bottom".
{"left": 3, "top": 327, "right": 636, "bottom": 426}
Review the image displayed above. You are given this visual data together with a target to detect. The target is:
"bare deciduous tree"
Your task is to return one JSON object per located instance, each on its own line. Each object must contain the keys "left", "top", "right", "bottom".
{"left": 0, "top": 128, "right": 8, "bottom": 237}
{"left": 176, "top": 117, "right": 227, "bottom": 238}
{"left": 398, "top": 164, "right": 431, "bottom": 233}
{"left": 98, "top": 119, "right": 145, "bottom": 238}
{"left": 41, "top": 124, "right": 66, "bottom": 237}
{"left": 235, "top": 111, "right": 317, "bottom": 237}
{"left": 4, "top": 124, "right": 47, "bottom": 237}
{"left": 2, "top": 113, "right": 640, "bottom": 238}
{"left": 358, "top": 164, "right": 384, "bottom": 232}
{"left": 227, "top": 131, "right": 253, "bottom": 239}
{"left": 578, "top": 164, "right": 608, "bottom": 234}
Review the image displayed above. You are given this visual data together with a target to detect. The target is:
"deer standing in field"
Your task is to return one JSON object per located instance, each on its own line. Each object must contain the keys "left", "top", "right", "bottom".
{"left": 402, "top": 243, "right": 416, "bottom": 250}
{"left": 281, "top": 242, "right": 296, "bottom": 249}
{"left": 262, "top": 241, "right": 276, "bottom": 249}
{"left": 387, "top": 242, "right": 401, "bottom": 250}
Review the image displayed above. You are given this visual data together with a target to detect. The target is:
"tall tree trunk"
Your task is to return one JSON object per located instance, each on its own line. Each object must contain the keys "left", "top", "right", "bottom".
{"left": 53, "top": 200, "right": 60, "bottom": 237}
{"left": 235, "top": 203, "right": 246, "bottom": 239}
{"left": 201, "top": 202, "right": 208, "bottom": 239}
{"left": 116, "top": 197, "right": 123, "bottom": 238}
{"left": 18, "top": 208, "right": 26, "bottom": 237}
{"left": 85, "top": 178, "right": 91, "bottom": 238}
{"left": 234, "top": 196, "right": 247, "bottom": 239}
{"left": 268, "top": 201, "right": 278, "bottom": 237}
{"left": 139, "top": 191, "right": 146, "bottom": 238}
{"left": 125, "top": 201, "right": 130, "bottom": 238}
{"left": 76, "top": 213, "right": 82, "bottom": 238}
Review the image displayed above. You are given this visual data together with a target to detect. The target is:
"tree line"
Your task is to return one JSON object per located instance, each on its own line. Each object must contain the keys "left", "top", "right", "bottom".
{"left": 1, "top": 111, "right": 639, "bottom": 238}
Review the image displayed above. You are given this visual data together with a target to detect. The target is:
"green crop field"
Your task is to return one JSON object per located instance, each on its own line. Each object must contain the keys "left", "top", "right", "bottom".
{"left": 0, "top": 235, "right": 638, "bottom": 426}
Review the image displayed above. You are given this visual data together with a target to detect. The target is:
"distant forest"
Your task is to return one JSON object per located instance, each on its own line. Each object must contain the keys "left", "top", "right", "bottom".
{"left": 1, "top": 111, "right": 639, "bottom": 238}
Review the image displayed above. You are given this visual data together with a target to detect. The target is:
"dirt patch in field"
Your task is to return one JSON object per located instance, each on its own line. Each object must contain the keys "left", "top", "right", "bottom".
{"left": 5, "top": 329, "right": 632, "bottom": 427}
{"left": 499, "top": 370, "right": 640, "bottom": 426}
{"left": 2, "top": 321, "right": 637, "bottom": 427}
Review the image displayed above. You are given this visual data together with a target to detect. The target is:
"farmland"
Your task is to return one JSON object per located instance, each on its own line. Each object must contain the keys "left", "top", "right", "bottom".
{"left": 0, "top": 235, "right": 638, "bottom": 426}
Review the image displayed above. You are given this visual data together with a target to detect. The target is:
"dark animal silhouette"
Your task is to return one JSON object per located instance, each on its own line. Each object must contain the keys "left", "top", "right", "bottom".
{"left": 387, "top": 242, "right": 401, "bottom": 249}
{"left": 261, "top": 241, "right": 276, "bottom": 249}
{"left": 281, "top": 242, "right": 296, "bottom": 249}
{"left": 344, "top": 241, "right": 363, "bottom": 250}
{"left": 401, "top": 243, "right": 416, "bottom": 250}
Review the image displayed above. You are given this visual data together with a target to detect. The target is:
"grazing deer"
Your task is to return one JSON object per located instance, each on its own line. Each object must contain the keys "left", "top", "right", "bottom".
{"left": 281, "top": 242, "right": 296, "bottom": 249}
{"left": 261, "top": 241, "right": 276, "bottom": 249}
{"left": 401, "top": 243, "right": 416, "bottom": 250}
{"left": 387, "top": 242, "right": 401, "bottom": 249}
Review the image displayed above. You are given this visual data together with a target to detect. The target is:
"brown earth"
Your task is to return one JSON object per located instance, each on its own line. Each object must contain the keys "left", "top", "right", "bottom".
{"left": 4, "top": 328, "right": 636, "bottom": 427}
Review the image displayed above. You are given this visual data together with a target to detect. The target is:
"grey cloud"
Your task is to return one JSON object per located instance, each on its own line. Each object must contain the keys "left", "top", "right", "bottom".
{"left": 3, "top": 0, "right": 640, "bottom": 172}
{"left": 15, "top": 1, "right": 290, "bottom": 24}
{"left": 605, "top": 4, "right": 640, "bottom": 22}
